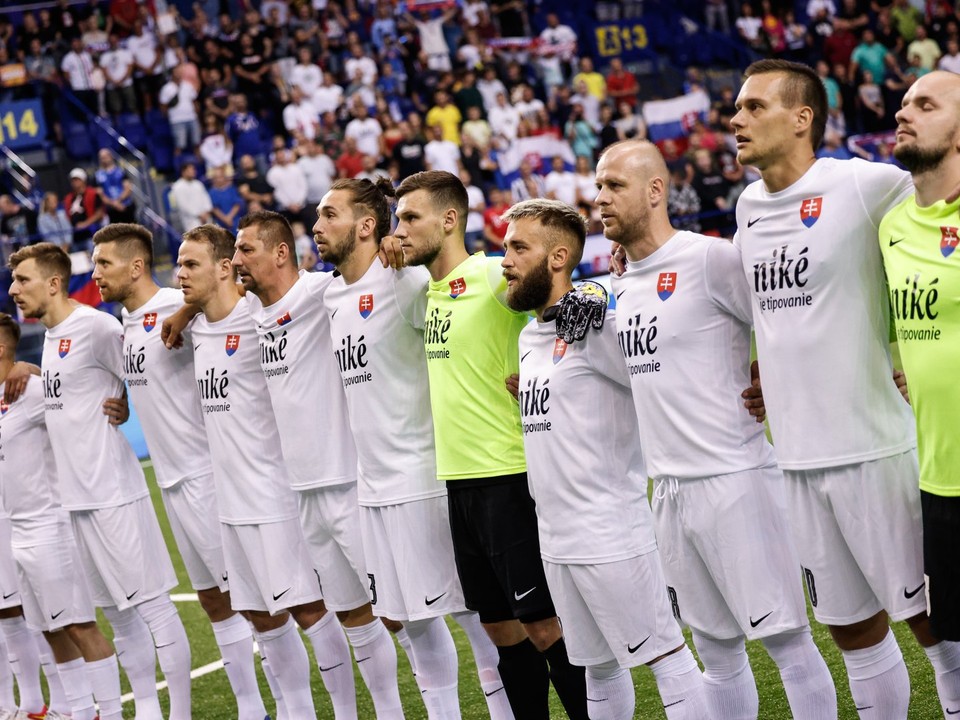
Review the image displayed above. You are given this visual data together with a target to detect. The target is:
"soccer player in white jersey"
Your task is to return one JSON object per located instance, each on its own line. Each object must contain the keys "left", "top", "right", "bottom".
{"left": 89, "top": 223, "right": 270, "bottom": 720}
{"left": 500, "top": 198, "right": 709, "bottom": 720}
{"left": 176, "top": 223, "right": 334, "bottom": 719}
{"left": 596, "top": 142, "right": 838, "bottom": 719}
{"left": 7, "top": 243, "right": 190, "bottom": 720}
{"left": 229, "top": 210, "right": 402, "bottom": 720}
{"left": 313, "top": 178, "right": 513, "bottom": 720}
{"left": 731, "top": 58, "right": 960, "bottom": 716}
{"left": 0, "top": 312, "right": 127, "bottom": 720}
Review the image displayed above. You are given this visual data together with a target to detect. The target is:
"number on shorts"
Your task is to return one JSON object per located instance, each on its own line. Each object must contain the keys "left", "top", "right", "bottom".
{"left": 667, "top": 586, "right": 681, "bottom": 621}
{"left": 803, "top": 567, "right": 818, "bottom": 608}
{"left": 368, "top": 573, "right": 378, "bottom": 605}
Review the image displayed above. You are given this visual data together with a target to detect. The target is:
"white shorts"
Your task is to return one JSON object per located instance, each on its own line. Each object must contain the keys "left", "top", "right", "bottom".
{"left": 221, "top": 518, "right": 324, "bottom": 615}
{"left": 652, "top": 466, "right": 809, "bottom": 640}
{"left": 162, "top": 474, "right": 228, "bottom": 592}
{"left": 544, "top": 553, "right": 685, "bottom": 668}
{"left": 0, "top": 518, "right": 20, "bottom": 609}
{"left": 14, "top": 523, "right": 97, "bottom": 631}
{"left": 298, "top": 485, "right": 370, "bottom": 612}
{"left": 783, "top": 451, "right": 925, "bottom": 626}
{"left": 71, "top": 496, "right": 178, "bottom": 611}
{"left": 360, "top": 497, "right": 466, "bottom": 622}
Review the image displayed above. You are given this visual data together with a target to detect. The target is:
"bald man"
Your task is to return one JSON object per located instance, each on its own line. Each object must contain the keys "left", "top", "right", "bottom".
{"left": 598, "top": 139, "right": 836, "bottom": 720}
{"left": 879, "top": 71, "right": 960, "bottom": 646}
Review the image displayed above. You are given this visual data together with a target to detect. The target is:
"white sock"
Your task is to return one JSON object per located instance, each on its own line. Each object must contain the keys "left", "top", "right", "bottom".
{"left": 135, "top": 595, "right": 192, "bottom": 720}
{"left": 395, "top": 626, "right": 417, "bottom": 674}
{"left": 651, "top": 646, "right": 710, "bottom": 720}
{"left": 405, "top": 617, "right": 461, "bottom": 720}
{"left": 841, "top": 629, "right": 910, "bottom": 719}
{"left": 584, "top": 660, "right": 634, "bottom": 720}
{"left": 255, "top": 618, "right": 315, "bottom": 717}
{"left": 56, "top": 658, "right": 97, "bottom": 720}
{"left": 101, "top": 605, "right": 163, "bottom": 720}
{"left": 302, "top": 611, "right": 356, "bottom": 718}
{"left": 343, "top": 619, "right": 403, "bottom": 719}
{"left": 762, "top": 629, "right": 837, "bottom": 719}
{"left": 0, "top": 616, "right": 44, "bottom": 712}
{"left": 924, "top": 640, "right": 960, "bottom": 715}
{"left": 259, "top": 651, "right": 288, "bottom": 720}
{"left": 35, "top": 632, "right": 69, "bottom": 714}
{"left": 212, "top": 615, "right": 268, "bottom": 720}
{"left": 693, "top": 632, "right": 758, "bottom": 719}
{"left": 86, "top": 655, "right": 123, "bottom": 720}
{"left": 451, "top": 612, "right": 513, "bottom": 720}
{"left": 0, "top": 633, "right": 11, "bottom": 711}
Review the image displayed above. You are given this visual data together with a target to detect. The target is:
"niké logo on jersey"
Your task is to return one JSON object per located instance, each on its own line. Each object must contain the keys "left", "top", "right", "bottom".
{"left": 197, "top": 367, "right": 229, "bottom": 400}
{"left": 424, "top": 308, "right": 452, "bottom": 345}
{"left": 617, "top": 312, "right": 658, "bottom": 359}
{"left": 552, "top": 338, "right": 567, "bottom": 364}
{"left": 42, "top": 370, "right": 62, "bottom": 399}
{"left": 657, "top": 272, "right": 677, "bottom": 301}
{"left": 799, "top": 197, "right": 822, "bottom": 228}
{"left": 335, "top": 334, "right": 368, "bottom": 372}
{"left": 519, "top": 376, "right": 550, "bottom": 417}
{"left": 359, "top": 294, "right": 374, "bottom": 319}
{"left": 58, "top": 339, "right": 71, "bottom": 358}
{"left": 891, "top": 273, "right": 939, "bottom": 321}
{"left": 941, "top": 226, "right": 959, "bottom": 257}
{"left": 449, "top": 278, "right": 467, "bottom": 298}
{"left": 225, "top": 335, "right": 240, "bottom": 356}
{"left": 260, "top": 331, "right": 288, "bottom": 365}
{"left": 753, "top": 246, "right": 810, "bottom": 293}
{"left": 124, "top": 344, "right": 146, "bottom": 375}
{"left": 277, "top": 311, "right": 293, "bottom": 326}
{"left": 142, "top": 313, "right": 158, "bottom": 332}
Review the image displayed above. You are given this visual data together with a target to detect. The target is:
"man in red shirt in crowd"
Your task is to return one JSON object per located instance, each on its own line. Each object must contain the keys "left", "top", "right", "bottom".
{"left": 482, "top": 187, "right": 511, "bottom": 253}
{"left": 335, "top": 137, "right": 365, "bottom": 179}
{"left": 63, "top": 168, "right": 104, "bottom": 250}
{"left": 606, "top": 58, "right": 638, "bottom": 109}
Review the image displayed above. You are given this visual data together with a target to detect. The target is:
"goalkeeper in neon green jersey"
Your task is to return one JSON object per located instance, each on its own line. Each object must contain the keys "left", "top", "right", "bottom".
{"left": 881, "top": 70, "right": 960, "bottom": 643}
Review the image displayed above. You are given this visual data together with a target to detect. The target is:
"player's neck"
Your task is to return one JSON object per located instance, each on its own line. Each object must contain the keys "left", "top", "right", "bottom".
{"left": 121, "top": 281, "right": 160, "bottom": 314}
{"left": 338, "top": 246, "right": 378, "bottom": 285}
{"left": 41, "top": 296, "right": 76, "bottom": 329}
{"left": 427, "top": 239, "right": 470, "bottom": 281}
{"left": 201, "top": 283, "right": 241, "bottom": 323}
{"left": 538, "top": 280, "right": 574, "bottom": 322}
{"left": 255, "top": 267, "right": 299, "bottom": 307}
{"left": 913, "top": 163, "right": 960, "bottom": 208}
{"left": 760, "top": 151, "right": 816, "bottom": 194}
{"left": 622, "top": 218, "right": 678, "bottom": 263}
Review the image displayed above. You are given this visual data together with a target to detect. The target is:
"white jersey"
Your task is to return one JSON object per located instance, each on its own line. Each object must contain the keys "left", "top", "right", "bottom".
{"left": 42, "top": 305, "right": 148, "bottom": 511}
{"left": 247, "top": 271, "right": 358, "bottom": 491}
{"left": 191, "top": 297, "right": 299, "bottom": 525}
{"left": 517, "top": 313, "right": 656, "bottom": 564}
{"left": 612, "top": 232, "right": 776, "bottom": 479}
{"left": 324, "top": 262, "right": 446, "bottom": 506}
{"left": 735, "top": 158, "right": 916, "bottom": 469}
{"left": 0, "top": 380, "right": 65, "bottom": 546}
{"left": 122, "top": 287, "right": 214, "bottom": 489}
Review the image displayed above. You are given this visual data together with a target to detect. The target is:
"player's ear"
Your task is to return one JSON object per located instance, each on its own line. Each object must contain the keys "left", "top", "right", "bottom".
{"left": 357, "top": 215, "right": 376, "bottom": 240}
{"left": 551, "top": 243, "right": 569, "bottom": 272}
{"left": 649, "top": 175, "right": 666, "bottom": 207}
{"left": 795, "top": 105, "right": 814, "bottom": 137}
{"left": 443, "top": 207, "right": 459, "bottom": 233}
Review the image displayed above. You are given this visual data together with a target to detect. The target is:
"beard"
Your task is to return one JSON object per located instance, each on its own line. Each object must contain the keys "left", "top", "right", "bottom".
{"left": 403, "top": 232, "right": 442, "bottom": 268}
{"left": 318, "top": 226, "right": 357, "bottom": 267}
{"left": 506, "top": 256, "right": 552, "bottom": 312}
{"left": 894, "top": 138, "right": 951, "bottom": 174}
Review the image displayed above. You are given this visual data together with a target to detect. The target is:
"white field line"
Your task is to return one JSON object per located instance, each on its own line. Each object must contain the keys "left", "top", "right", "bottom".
{"left": 140, "top": 459, "right": 154, "bottom": 469}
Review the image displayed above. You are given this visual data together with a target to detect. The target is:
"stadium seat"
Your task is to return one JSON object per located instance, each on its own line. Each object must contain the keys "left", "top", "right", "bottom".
{"left": 63, "top": 122, "right": 95, "bottom": 160}
{"left": 146, "top": 134, "right": 174, "bottom": 174}
{"left": 144, "top": 108, "right": 172, "bottom": 138}
{"left": 94, "top": 122, "right": 119, "bottom": 153}
{"left": 117, "top": 113, "right": 147, "bottom": 150}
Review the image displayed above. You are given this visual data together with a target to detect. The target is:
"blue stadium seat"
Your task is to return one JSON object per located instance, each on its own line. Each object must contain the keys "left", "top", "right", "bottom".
{"left": 94, "top": 122, "right": 119, "bottom": 153}
{"left": 64, "top": 122, "right": 95, "bottom": 160}
{"left": 146, "top": 134, "right": 174, "bottom": 173}
{"left": 144, "top": 109, "right": 172, "bottom": 138}
{"left": 116, "top": 113, "right": 147, "bottom": 150}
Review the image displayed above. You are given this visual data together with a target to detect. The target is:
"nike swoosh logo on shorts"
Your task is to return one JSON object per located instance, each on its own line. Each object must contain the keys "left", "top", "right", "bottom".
{"left": 272, "top": 587, "right": 291, "bottom": 601}
{"left": 514, "top": 587, "right": 536, "bottom": 601}
{"left": 1, "top": 592, "right": 15, "bottom": 600}
{"left": 125, "top": 589, "right": 139, "bottom": 601}
{"left": 904, "top": 583, "right": 924, "bottom": 599}
{"left": 50, "top": 609, "right": 65, "bottom": 620}
{"left": 749, "top": 611, "right": 773, "bottom": 628}
{"left": 425, "top": 593, "right": 446, "bottom": 606}
{"left": 627, "top": 636, "right": 651, "bottom": 654}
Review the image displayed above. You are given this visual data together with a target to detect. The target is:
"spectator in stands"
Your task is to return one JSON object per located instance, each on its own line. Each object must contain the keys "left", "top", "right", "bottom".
{"left": 290, "top": 46, "right": 322, "bottom": 97}
{"left": 538, "top": 13, "right": 577, "bottom": 91}
{"left": 335, "top": 136, "right": 366, "bottom": 179}
{"left": 615, "top": 101, "right": 646, "bottom": 141}
{"left": 170, "top": 161, "right": 212, "bottom": 232}
{"left": 197, "top": 38, "right": 234, "bottom": 89}
{"left": 569, "top": 79, "right": 600, "bottom": 129}
{"left": 344, "top": 41, "right": 378, "bottom": 87}
{"left": 544, "top": 155, "right": 577, "bottom": 207}
{"left": 392, "top": 120, "right": 427, "bottom": 178}
{"left": 704, "top": 0, "right": 731, "bottom": 35}
{"left": 477, "top": 64, "right": 507, "bottom": 111}
{"left": 691, "top": 148, "right": 731, "bottom": 235}
{"left": 64, "top": 168, "right": 104, "bottom": 249}
{"left": 939, "top": 38, "right": 960, "bottom": 72}
{"left": 199, "top": 115, "right": 234, "bottom": 177}
{"left": 571, "top": 57, "right": 605, "bottom": 102}
{"left": 309, "top": 71, "right": 343, "bottom": 118}
{"left": 457, "top": 168, "right": 486, "bottom": 252}
{"left": 513, "top": 83, "right": 544, "bottom": 122}
{"left": 488, "top": 90, "right": 521, "bottom": 143}
{"left": 37, "top": 192, "right": 72, "bottom": 249}
{"left": 760, "top": 1, "right": 787, "bottom": 55}
{"left": 355, "top": 155, "right": 391, "bottom": 184}
{"left": 490, "top": 0, "right": 526, "bottom": 38}
{"left": 736, "top": 2, "right": 765, "bottom": 52}
{"left": 564, "top": 103, "right": 598, "bottom": 160}
{"left": 235, "top": 154, "right": 274, "bottom": 210}
{"left": 0, "top": 194, "right": 38, "bottom": 249}
{"left": 159, "top": 65, "right": 201, "bottom": 156}
{"left": 60, "top": 36, "right": 97, "bottom": 116}
{"left": 127, "top": 20, "right": 163, "bottom": 112}
{"left": 226, "top": 94, "right": 263, "bottom": 166}
{"left": 95, "top": 149, "right": 135, "bottom": 223}
{"left": 208, "top": 166, "right": 245, "bottom": 233}
{"left": 283, "top": 85, "right": 321, "bottom": 143}
{"left": 482, "top": 186, "right": 510, "bottom": 253}
{"left": 424, "top": 124, "right": 461, "bottom": 175}
{"left": 890, "top": 0, "right": 923, "bottom": 43}
{"left": 461, "top": 105, "right": 493, "bottom": 150}
{"left": 850, "top": 28, "right": 891, "bottom": 83}
{"left": 298, "top": 139, "right": 336, "bottom": 209}
{"left": 108, "top": 0, "right": 139, "bottom": 37}
{"left": 606, "top": 58, "right": 638, "bottom": 109}
{"left": 344, "top": 101, "right": 383, "bottom": 159}
{"left": 405, "top": 7, "right": 458, "bottom": 72}
{"left": 234, "top": 32, "right": 272, "bottom": 110}
{"left": 823, "top": 22, "right": 858, "bottom": 69}
{"left": 858, "top": 69, "right": 884, "bottom": 132}
{"left": 100, "top": 32, "right": 137, "bottom": 115}
{"left": 510, "top": 158, "right": 546, "bottom": 203}
{"left": 874, "top": 9, "right": 903, "bottom": 55}
{"left": 266, "top": 148, "right": 310, "bottom": 225}
{"left": 668, "top": 160, "right": 702, "bottom": 233}
{"left": 907, "top": 25, "right": 941, "bottom": 72}
{"left": 426, "top": 90, "right": 463, "bottom": 144}
{"left": 816, "top": 128, "right": 855, "bottom": 159}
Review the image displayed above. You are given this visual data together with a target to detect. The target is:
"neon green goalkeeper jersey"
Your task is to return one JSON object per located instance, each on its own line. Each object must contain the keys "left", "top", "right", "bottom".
{"left": 879, "top": 195, "right": 960, "bottom": 497}
{"left": 424, "top": 253, "right": 529, "bottom": 481}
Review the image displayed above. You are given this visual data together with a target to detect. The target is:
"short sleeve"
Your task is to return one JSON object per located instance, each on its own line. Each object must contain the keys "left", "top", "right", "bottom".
{"left": 89, "top": 312, "right": 127, "bottom": 390}
{"left": 704, "top": 239, "right": 754, "bottom": 326}
{"left": 854, "top": 160, "right": 913, "bottom": 228}
{"left": 394, "top": 266, "right": 430, "bottom": 329}
{"left": 586, "top": 313, "right": 630, "bottom": 388}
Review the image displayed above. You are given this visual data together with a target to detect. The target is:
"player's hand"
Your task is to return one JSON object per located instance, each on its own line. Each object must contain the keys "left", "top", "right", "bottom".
{"left": 2, "top": 362, "right": 40, "bottom": 403}
{"left": 609, "top": 243, "right": 626, "bottom": 277}
{"left": 555, "top": 281, "right": 608, "bottom": 343}
{"left": 505, "top": 373, "right": 520, "bottom": 400}
{"left": 102, "top": 394, "right": 130, "bottom": 426}
{"left": 894, "top": 368, "right": 910, "bottom": 405}
{"left": 378, "top": 235, "right": 406, "bottom": 270}
{"left": 741, "top": 360, "right": 766, "bottom": 423}
{"left": 162, "top": 304, "right": 200, "bottom": 349}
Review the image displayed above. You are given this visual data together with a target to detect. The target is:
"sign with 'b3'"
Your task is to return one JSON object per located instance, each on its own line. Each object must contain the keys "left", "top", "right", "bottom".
{"left": 0, "top": 99, "right": 47, "bottom": 150}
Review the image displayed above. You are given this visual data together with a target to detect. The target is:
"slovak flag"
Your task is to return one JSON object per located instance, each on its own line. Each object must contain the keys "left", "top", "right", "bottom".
{"left": 225, "top": 335, "right": 240, "bottom": 356}
{"left": 0, "top": 400, "right": 8, "bottom": 415}
{"left": 359, "top": 294, "right": 374, "bottom": 319}
{"left": 449, "top": 278, "right": 467, "bottom": 298}
{"left": 277, "top": 311, "right": 293, "bottom": 326}
{"left": 941, "top": 226, "right": 959, "bottom": 257}
{"left": 58, "top": 339, "right": 72, "bottom": 358}
{"left": 143, "top": 313, "right": 158, "bottom": 332}
{"left": 657, "top": 272, "right": 677, "bottom": 301}
{"left": 800, "top": 197, "right": 823, "bottom": 228}
{"left": 552, "top": 338, "right": 568, "bottom": 364}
